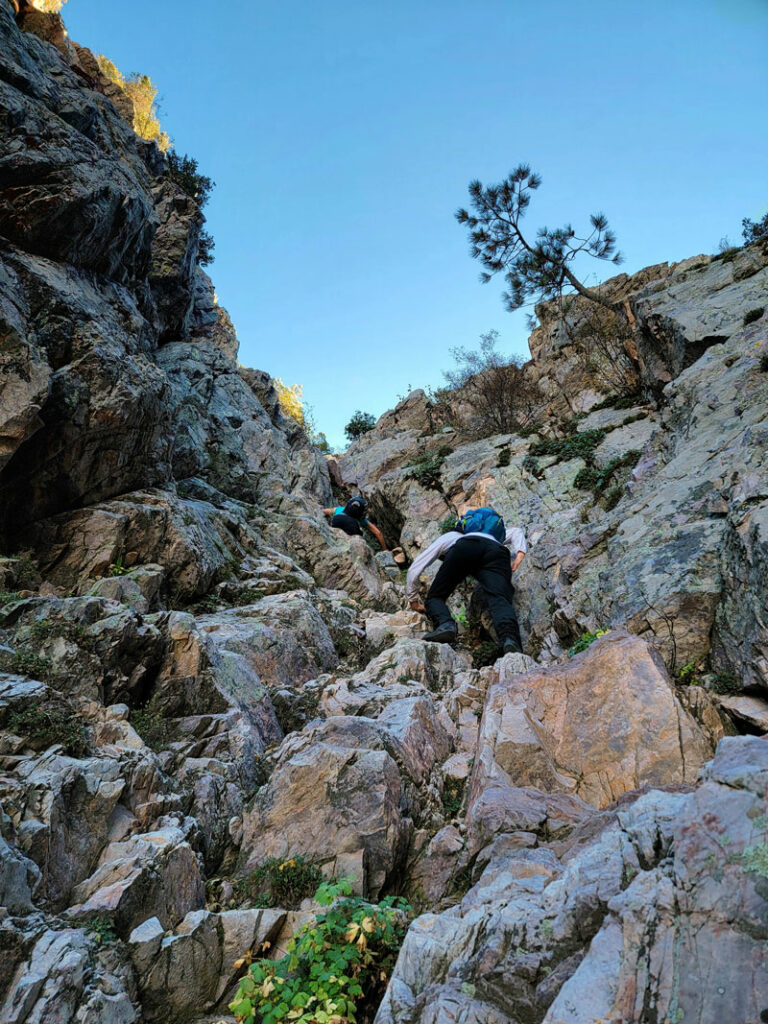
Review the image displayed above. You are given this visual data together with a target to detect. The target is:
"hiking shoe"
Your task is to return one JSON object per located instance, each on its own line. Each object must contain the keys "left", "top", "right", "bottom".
{"left": 502, "top": 638, "right": 523, "bottom": 655}
{"left": 423, "top": 622, "right": 458, "bottom": 644}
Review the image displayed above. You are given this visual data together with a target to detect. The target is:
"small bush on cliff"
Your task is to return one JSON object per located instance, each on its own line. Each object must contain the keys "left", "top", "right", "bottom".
{"left": 230, "top": 877, "right": 410, "bottom": 1024}
{"left": 96, "top": 56, "right": 171, "bottom": 151}
{"left": 742, "top": 211, "right": 768, "bottom": 245}
{"left": 405, "top": 447, "right": 452, "bottom": 490}
{"left": 30, "top": 0, "right": 68, "bottom": 11}
{"left": 166, "top": 151, "right": 215, "bottom": 208}
{"left": 235, "top": 856, "right": 322, "bottom": 910}
{"left": 8, "top": 697, "right": 89, "bottom": 757}
{"left": 442, "top": 329, "right": 539, "bottom": 437}
{"left": 568, "top": 629, "right": 609, "bottom": 657}
{"left": 344, "top": 411, "right": 376, "bottom": 441}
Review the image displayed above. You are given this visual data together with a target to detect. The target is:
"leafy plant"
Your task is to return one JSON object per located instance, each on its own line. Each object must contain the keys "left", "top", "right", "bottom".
{"left": 131, "top": 699, "right": 171, "bottom": 751}
{"left": 95, "top": 56, "right": 171, "bottom": 151}
{"left": 344, "top": 411, "right": 377, "bottom": 442}
{"left": 573, "top": 449, "right": 641, "bottom": 502}
{"left": 759, "top": 354, "right": 768, "bottom": 374}
{"left": 471, "top": 638, "right": 501, "bottom": 668}
{"left": 4, "top": 650, "right": 52, "bottom": 681}
{"left": 234, "top": 856, "right": 323, "bottom": 910}
{"left": 742, "top": 211, "right": 768, "bottom": 245}
{"left": 439, "top": 515, "right": 460, "bottom": 534}
{"left": 0, "top": 591, "right": 22, "bottom": 606}
{"left": 441, "top": 777, "right": 465, "bottom": 819}
{"left": 568, "top": 629, "right": 609, "bottom": 657}
{"left": 405, "top": 448, "right": 452, "bottom": 490}
{"left": 529, "top": 428, "right": 606, "bottom": 462}
{"left": 497, "top": 448, "right": 511, "bottom": 467}
{"left": 198, "top": 229, "right": 215, "bottom": 267}
{"left": 8, "top": 697, "right": 89, "bottom": 757}
{"left": 85, "top": 915, "right": 118, "bottom": 945}
{"left": 108, "top": 555, "right": 128, "bottom": 577}
{"left": 229, "top": 879, "right": 411, "bottom": 1024}
{"left": 166, "top": 151, "right": 215, "bottom": 208}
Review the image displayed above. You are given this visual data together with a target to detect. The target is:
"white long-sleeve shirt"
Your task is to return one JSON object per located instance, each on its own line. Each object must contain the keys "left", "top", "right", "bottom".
{"left": 406, "top": 527, "right": 527, "bottom": 601}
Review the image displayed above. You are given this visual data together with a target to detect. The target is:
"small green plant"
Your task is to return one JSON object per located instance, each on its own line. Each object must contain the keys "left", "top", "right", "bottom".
{"left": 675, "top": 662, "right": 700, "bottom": 686}
{"left": 229, "top": 878, "right": 411, "bottom": 1024}
{"left": 234, "top": 856, "right": 323, "bottom": 910}
{"left": 439, "top": 515, "right": 460, "bottom": 534}
{"left": 441, "top": 777, "right": 465, "bottom": 819}
{"left": 529, "top": 428, "right": 606, "bottom": 462}
{"left": 739, "top": 843, "right": 768, "bottom": 879}
{"left": 573, "top": 449, "right": 641, "bottom": 503}
{"left": 539, "top": 919, "right": 555, "bottom": 940}
{"left": 344, "top": 411, "right": 377, "bottom": 442}
{"left": 471, "top": 638, "right": 501, "bottom": 668}
{"left": 131, "top": 699, "right": 171, "bottom": 751}
{"left": 405, "top": 448, "right": 452, "bottom": 491}
{"left": 759, "top": 353, "right": 768, "bottom": 373}
{"left": 453, "top": 603, "right": 469, "bottom": 628}
{"left": 590, "top": 391, "right": 644, "bottom": 412}
{"left": 8, "top": 697, "right": 89, "bottom": 757}
{"left": 85, "top": 915, "right": 118, "bottom": 945}
{"left": 709, "top": 672, "right": 741, "bottom": 695}
{"left": 0, "top": 591, "right": 22, "bottom": 605}
{"left": 5, "top": 650, "right": 52, "bottom": 681}
{"left": 166, "top": 151, "right": 215, "bottom": 207}
{"left": 108, "top": 555, "right": 128, "bottom": 577}
{"left": 496, "top": 448, "right": 511, "bottom": 467}
{"left": 743, "top": 307, "right": 764, "bottom": 327}
{"left": 712, "top": 246, "right": 741, "bottom": 264}
{"left": 26, "top": 619, "right": 98, "bottom": 653}
{"left": 568, "top": 629, "right": 609, "bottom": 657}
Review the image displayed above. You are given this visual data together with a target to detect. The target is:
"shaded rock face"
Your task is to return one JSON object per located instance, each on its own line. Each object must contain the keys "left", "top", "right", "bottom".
{"left": 1, "top": 5, "right": 767, "bottom": 1024}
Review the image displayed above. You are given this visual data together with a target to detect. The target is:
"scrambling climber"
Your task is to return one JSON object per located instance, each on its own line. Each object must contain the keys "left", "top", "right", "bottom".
{"left": 323, "top": 496, "right": 388, "bottom": 550}
{"left": 406, "top": 507, "right": 526, "bottom": 653}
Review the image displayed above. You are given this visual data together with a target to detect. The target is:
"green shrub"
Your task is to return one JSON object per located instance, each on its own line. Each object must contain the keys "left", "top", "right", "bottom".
{"left": 8, "top": 697, "right": 89, "bottom": 757}
{"left": 496, "top": 448, "right": 511, "bottom": 467}
{"left": 5, "top": 650, "right": 52, "bottom": 681}
{"left": 567, "top": 629, "right": 609, "bottom": 657}
{"left": 166, "top": 151, "right": 215, "bottom": 208}
{"left": 573, "top": 449, "right": 641, "bottom": 502}
{"left": 85, "top": 915, "right": 118, "bottom": 945}
{"left": 439, "top": 515, "right": 460, "bottom": 534}
{"left": 405, "top": 450, "right": 450, "bottom": 490}
{"left": 759, "top": 354, "right": 768, "bottom": 373}
{"left": 529, "top": 428, "right": 606, "bottom": 462}
{"left": 229, "top": 878, "right": 410, "bottom": 1024}
{"left": 471, "top": 638, "right": 501, "bottom": 668}
{"left": 234, "top": 856, "right": 323, "bottom": 910}
{"left": 131, "top": 700, "right": 171, "bottom": 751}
{"left": 344, "top": 411, "right": 376, "bottom": 442}
{"left": 0, "top": 591, "right": 22, "bottom": 606}
{"left": 743, "top": 307, "right": 764, "bottom": 326}
{"left": 441, "top": 777, "right": 465, "bottom": 818}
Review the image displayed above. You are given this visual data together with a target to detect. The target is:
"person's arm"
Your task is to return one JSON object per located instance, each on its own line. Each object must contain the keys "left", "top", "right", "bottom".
{"left": 366, "top": 522, "right": 387, "bottom": 550}
{"left": 406, "top": 533, "right": 459, "bottom": 610}
{"left": 511, "top": 550, "right": 525, "bottom": 572}
{"left": 323, "top": 508, "right": 334, "bottom": 516}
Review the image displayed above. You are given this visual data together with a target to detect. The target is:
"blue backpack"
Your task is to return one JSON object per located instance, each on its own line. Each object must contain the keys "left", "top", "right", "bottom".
{"left": 458, "top": 507, "right": 506, "bottom": 544}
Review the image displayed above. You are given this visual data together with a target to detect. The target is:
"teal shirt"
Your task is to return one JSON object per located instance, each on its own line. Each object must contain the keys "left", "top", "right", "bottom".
{"left": 333, "top": 505, "right": 369, "bottom": 526}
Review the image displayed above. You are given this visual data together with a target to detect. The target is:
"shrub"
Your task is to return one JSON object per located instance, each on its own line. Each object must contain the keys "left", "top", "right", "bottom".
{"left": 234, "top": 856, "right": 322, "bottom": 910}
{"left": 404, "top": 449, "right": 451, "bottom": 490}
{"left": 439, "top": 515, "right": 460, "bottom": 534}
{"left": 442, "top": 330, "right": 539, "bottom": 437}
{"left": 229, "top": 878, "right": 411, "bottom": 1024}
{"left": 441, "top": 777, "right": 465, "bottom": 818}
{"left": 760, "top": 354, "right": 768, "bottom": 373}
{"left": 744, "top": 307, "right": 764, "bottom": 326}
{"left": 573, "top": 449, "right": 641, "bottom": 501}
{"left": 497, "top": 448, "right": 511, "bottom": 467}
{"left": 197, "top": 229, "right": 215, "bottom": 267}
{"left": 529, "top": 428, "right": 606, "bottom": 462}
{"left": 275, "top": 379, "right": 307, "bottom": 428}
{"left": 742, "top": 212, "right": 768, "bottom": 245}
{"left": 85, "top": 915, "right": 118, "bottom": 945}
{"left": 96, "top": 57, "right": 171, "bottom": 151}
{"left": 344, "top": 411, "right": 377, "bottom": 442}
{"left": 131, "top": 699, "right": 171, "bottom": 751}
{"left": 568, "top": 629, "right": 609, "bottom": 657}
{"left": 4, "top": 650, "right": 51, "bottom": 681}
{"left": 166, "top": 152, "right": 215, "bottom": 208}
{"left": 8, "top": 697, "right": 89, "bottom": 757}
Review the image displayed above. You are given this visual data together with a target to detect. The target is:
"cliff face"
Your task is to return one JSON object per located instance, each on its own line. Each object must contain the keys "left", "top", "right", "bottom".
{"left": 0, "top": 6, "right": 767, "bottom": 1024}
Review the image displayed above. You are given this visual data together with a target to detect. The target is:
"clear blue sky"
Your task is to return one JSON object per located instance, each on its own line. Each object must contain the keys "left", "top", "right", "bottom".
{"left": 64, "top": 0, "right": 767, "bottom": 450}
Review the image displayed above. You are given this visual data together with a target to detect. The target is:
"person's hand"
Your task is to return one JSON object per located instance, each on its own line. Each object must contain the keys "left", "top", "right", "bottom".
{"left": 409, "top": 600, "right": 427, "bottom": 614}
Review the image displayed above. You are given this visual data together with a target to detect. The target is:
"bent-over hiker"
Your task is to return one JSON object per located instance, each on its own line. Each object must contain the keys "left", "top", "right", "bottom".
{"left": 406, "top": 507, "right": 526, "bottom": 654}
{"left": 323, "top": 496, "right": 388, "bottom": 550}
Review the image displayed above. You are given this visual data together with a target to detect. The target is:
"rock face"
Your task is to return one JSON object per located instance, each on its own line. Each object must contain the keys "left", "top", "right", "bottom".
{"left": 1, "top": 4, "right": 767, "bottom": 1023}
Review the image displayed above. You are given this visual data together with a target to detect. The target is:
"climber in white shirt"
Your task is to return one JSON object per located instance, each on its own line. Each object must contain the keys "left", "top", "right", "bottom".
{"left": 406, "top": 508, "right": 526, "bottom": 654}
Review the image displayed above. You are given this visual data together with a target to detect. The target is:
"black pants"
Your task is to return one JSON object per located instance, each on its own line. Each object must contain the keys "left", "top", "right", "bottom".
{"left": 426, "top": 536, "right": 522, "bottom": 648}
{"left": 331, "top": 512, "right": 363, "bottom": 536}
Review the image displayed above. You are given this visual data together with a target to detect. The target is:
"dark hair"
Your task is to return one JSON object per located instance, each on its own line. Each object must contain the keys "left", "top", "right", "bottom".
{"left": 344, "top": 496, "right": 368, "bottom": 520}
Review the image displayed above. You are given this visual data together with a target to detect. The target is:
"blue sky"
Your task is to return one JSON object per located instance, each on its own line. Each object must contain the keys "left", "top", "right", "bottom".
{"left": 64, "top": 0, "right": 767, "bottom": 450}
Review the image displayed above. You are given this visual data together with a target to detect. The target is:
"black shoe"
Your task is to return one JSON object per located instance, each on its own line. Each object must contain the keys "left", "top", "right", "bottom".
{"left": 502, "top": 638, "right": 523, "bottom": 655}
{"left": 423, "top": 622, "right": 458, "bottom": 644}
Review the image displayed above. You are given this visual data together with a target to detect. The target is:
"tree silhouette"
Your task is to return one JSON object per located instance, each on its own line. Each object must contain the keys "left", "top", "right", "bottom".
{"left": 456, "top": 164, "right": 622, "bottom": 312}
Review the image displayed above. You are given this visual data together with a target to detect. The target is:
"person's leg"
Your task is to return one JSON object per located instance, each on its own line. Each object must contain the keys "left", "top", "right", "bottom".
{"left": 474, "top": 545, "right": 523, "bottom": 652}
{"left": 331, "top": 513, "right": 363, "bottom": 536}
{"left": 425, "top": 538, "right": 479, "bottom": 630}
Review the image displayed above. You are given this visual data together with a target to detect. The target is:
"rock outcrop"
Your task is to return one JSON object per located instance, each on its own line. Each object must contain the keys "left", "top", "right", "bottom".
{"left": 0, "top": 3, "right": 767, "bottom": 1022}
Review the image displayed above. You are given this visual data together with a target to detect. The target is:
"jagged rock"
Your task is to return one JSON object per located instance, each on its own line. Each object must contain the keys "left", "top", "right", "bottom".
{"left": 469, "top": 632, "right": 712, "bottom": 815}
{"left": 0, "top": 926, "right": 138, "bottom": 1024}
{"left": 130, "top": 907, "right": 286, "bottom": 1020}
{"left": 67, "top": 822, "right": 204, "bottom": 938}
{"left": 149, "top": 183, "right": 202, "bottom": 340}
{"left": 0, "top": 806, "right": 40, "bottom": 913}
